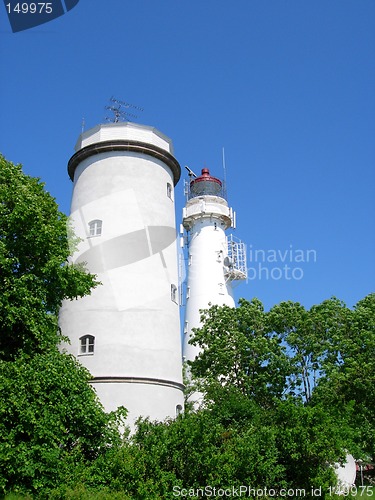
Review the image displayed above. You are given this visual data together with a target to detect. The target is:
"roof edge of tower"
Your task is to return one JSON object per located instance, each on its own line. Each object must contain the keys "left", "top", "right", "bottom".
{"left": 76, "top": 122, "right": 175, "bottom": 155}
{"left": 67, "top": 139, "right": 181, "bottom": 185}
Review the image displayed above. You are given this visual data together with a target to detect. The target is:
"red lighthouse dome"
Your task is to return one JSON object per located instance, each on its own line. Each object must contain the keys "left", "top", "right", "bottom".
{"left": 190, "top": 168, "right": 222, "bottom": 197}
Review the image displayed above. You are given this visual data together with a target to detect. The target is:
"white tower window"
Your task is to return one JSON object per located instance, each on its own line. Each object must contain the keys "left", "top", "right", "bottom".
{"left": 88, "top": 219, "right": 102, "bottom": 237}
{"left": 167, "top": 182, "right": 173, "bottom": 200}
{"left": 176, "top": 404, "right": 183, "bottom": 416}
{"left": 79, "top": 335, "right": 95, "bottom": 355}
{"left": 171, "top": 284, "right": 178, "bottom": 303}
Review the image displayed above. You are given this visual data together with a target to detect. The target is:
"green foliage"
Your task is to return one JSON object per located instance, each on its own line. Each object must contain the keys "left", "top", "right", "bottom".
{"left": 0, "top": 349, "right": 126, "bottom": 495}
{"left": 312, "top": 294, "right": 375, "bottom": 457}
{"left": 0, "top": 156, "right": 123, "bottom": 497}
{"left": 266, "top": 297, "right": 352, "bottom": 403}
{"left": 62, "top": 409, "right": 283, "bottom": 499}
{"left": 190, "top": 298, "right": 291, "bottom": 407}
{"left": 273, "top": 398, "right": 349, "bottom": 492}
{"left": 0, "top": 155, "right": 98, "bottom": 360}
{"left": 187, "top": 293, "right": 374, "bottom": 496}
{"left": 73, "top": 399, "right": 349, "bottom": 499}
{"left": 132, "top": 410, "right": 283, "bottom": 495}
{"left": 4, "top": 488, "right": 132, "bottom": 499}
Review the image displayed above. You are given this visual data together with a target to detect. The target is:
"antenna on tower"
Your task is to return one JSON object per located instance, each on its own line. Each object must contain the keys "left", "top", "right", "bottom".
{"left": 185, "top": 165, "right": 198, "bottom": 178}
{"left": 105, "top": 96, "right": 144, "bottom": 123}
{"left": 222, "top": 147, "right": 228, "bottom": 199}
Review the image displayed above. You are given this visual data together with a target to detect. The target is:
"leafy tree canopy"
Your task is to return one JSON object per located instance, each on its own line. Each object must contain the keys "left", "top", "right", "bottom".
{"left": 0, "top": 155, "right": 98, "bottom": 359}
{"left": 0, "top": 156, "right": 125, "bottom": 497}
{"left": 189, "top": 298, "right": 291, "bottom": 407}
{"left": 0, "top": 351, "right": 126, "bottom": 495}
{"left": 189, "top": 293, "right": 375, "bottom": 460}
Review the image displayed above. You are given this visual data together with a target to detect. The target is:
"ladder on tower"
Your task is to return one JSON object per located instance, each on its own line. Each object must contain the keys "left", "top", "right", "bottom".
{"left": 224, "top": 234, "right": 247, "bottom": 282}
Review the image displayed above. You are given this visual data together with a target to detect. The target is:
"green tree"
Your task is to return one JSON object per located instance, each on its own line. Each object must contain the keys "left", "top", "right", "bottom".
{"left": 101, "top": 400, "right": 345, "bottom": 499}
{"left": 268, "top": 294, "right": 375, "bottom": 458}
{"left": 0, "top": 155, "right": 98, "bottom": 360}
{"left": 273, "top": 398, "right": 352, "bottom": 494}
{"left": 0, "top": 351, "right": 126, "bottom": 495}
{"left": 189, "top": 298, "right": 291, "bottom": 408}
{"left": 187, "top": 294, "right": 374, "bottom": 496}
{"left": 124, "top": 408, "right": 282, "bottom": 499}
{"left": 311, "top": 294, "right": 375, "bottom": 458}
{"left": 0, "top": 156, "right": 125, "bottom": 496}
{"left": 268, "top": 297, "right": 351, "bottom": 402}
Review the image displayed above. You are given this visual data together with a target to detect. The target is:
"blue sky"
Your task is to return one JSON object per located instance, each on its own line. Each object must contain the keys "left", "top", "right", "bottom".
{"left": 1, "top": 0, "right": 374, "bottom": 311}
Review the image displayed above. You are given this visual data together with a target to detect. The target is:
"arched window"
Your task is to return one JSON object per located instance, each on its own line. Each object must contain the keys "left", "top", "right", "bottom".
{"left": 79, "top": 335, "right": 95, "bottom": 354}
{"left": 176, "top": 404, "right": 183, "bottom": 416}
{"left": 88, "top": 219, "right": 102, "bottom": 237}
{"left": 167, "top": 182, "right": 172, "bottom": 200}
{"left": 171, "top": 284, "right": 178, "bottom": 303}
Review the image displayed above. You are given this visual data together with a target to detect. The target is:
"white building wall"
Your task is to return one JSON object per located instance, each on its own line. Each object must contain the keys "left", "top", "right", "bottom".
{"left": 59, "top": 123, "right": 184, "bottom": 428}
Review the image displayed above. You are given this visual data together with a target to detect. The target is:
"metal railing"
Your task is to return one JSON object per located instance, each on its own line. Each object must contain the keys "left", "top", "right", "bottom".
{"left": 225, "top": 234, "right": 247, "bottom": 281}
{"left": 184, "top": 179, "right": 228, "bottom": 201}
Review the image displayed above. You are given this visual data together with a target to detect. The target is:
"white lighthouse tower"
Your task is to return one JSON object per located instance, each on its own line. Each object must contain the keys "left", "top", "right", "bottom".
{"left": 182, "top": 168, "right": 247, "bottom": 364}
{"left": 59, "top": 121, "right": 184, "bottom": 426}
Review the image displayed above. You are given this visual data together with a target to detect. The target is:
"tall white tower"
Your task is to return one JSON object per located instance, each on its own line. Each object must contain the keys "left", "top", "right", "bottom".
{"left": 59, "top": 122, "right": 184, "bottom": 426}
{"left": 182, "top": 168, "right": 247, "bottom": 363}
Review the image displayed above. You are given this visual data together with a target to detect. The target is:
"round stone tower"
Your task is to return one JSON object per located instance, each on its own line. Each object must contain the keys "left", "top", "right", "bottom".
{"left": 59, "top": 121, "right": 184, "bottom": 426}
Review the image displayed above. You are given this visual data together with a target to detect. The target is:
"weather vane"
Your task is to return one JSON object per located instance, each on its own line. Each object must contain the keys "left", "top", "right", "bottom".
{"left": 105, "top": 97, "right": 144, "bottom": 123}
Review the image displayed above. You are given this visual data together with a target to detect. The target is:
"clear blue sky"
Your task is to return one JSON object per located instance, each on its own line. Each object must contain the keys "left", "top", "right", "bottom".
{"left": 1, "top": 0, "right": 374, "bottom": 311}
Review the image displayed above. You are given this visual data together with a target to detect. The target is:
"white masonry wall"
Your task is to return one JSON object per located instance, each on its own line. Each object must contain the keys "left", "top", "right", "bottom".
{"left": 59, "top": 122, "right": 184, "bottom": 428}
